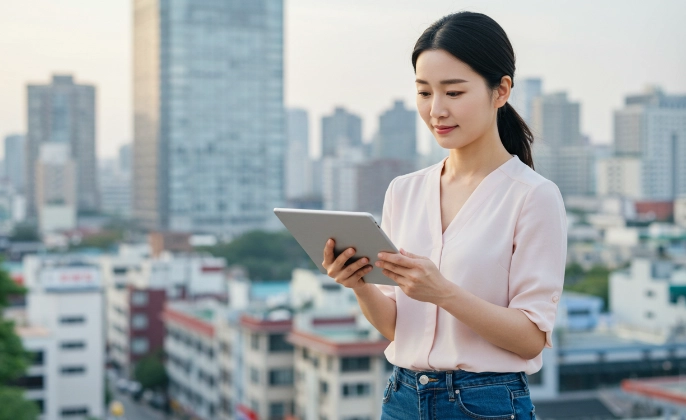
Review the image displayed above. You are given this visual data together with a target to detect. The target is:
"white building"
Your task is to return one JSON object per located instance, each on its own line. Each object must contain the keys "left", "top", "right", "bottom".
{"left": 288, "top": 318, "right": 390, "bottom": 420}
{"left": 322, "top": 146, "right": 366, "bottom": 211}
{"left": 614, "top": 87, "right": 686, "bottom": 200}
{"left": 21, "top": 255, "right": 105, "bottom": 420}
{"left": 163, "top": 299, "right": 222, "bottom": 420}
{"left": 35, "top": 143, "right": 77, "bottom": 232}
{"left": 610, "top": 258, "right": 686, "bottom": 338}
{"left": 15, "top": 325, "right": 58, "bottom": 419}
{"left": 675, "top": 196, "right": 686, "bottom": 228}
{"left": 596, "top": 156, "right": 642, "bottom": 198}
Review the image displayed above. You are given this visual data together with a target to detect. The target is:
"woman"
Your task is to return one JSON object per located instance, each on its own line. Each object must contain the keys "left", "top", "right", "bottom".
{"left": 322, "top": 11, "right": 567, "bottom": 420}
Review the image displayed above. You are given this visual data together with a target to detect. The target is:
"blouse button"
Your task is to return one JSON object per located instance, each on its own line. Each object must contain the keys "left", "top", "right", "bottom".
{"left": 552, "top": 295, "right": 559, "bottom": 303}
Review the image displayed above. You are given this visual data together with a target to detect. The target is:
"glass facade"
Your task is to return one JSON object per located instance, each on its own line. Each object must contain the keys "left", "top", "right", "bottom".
{"left": 134, "top": 0, "right": 285, "bottom": 233}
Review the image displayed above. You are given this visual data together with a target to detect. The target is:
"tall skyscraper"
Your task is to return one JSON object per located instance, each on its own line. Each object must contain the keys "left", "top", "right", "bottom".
{"left": 531, "top": 92, "right": 594, "bottom": 197}
{"left": 285, "top": 108, "right": 310, "bottom": 200}
{"left": 613, "top": 87, "right": 686, "bottom": 200}
{"left": 321, "top": 107, "right": 362, "bottom": 158}
{"left": 26, "top": 75, "right": 98, "bottom": 218}
{"left": 4, "top": 134, "right": 25, "bottom": 193}
{"left": 510, "top": 77, "right": 543, "bottom": 124}
{"left": 374, "top": 100, "right": 417, "bottom": 164}
{"left": 133, "top": 0, "right": 285, "bottom": 234}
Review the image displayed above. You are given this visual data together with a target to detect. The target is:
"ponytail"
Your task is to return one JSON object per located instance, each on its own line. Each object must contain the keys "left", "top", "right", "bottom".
{"left": 497, "top": 102, "right": 534, "bottom": 169}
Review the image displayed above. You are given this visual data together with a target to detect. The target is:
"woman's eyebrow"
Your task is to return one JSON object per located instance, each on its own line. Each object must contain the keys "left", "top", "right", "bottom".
{"left": 415, "top": 78, "right": 468, "bottom": 85}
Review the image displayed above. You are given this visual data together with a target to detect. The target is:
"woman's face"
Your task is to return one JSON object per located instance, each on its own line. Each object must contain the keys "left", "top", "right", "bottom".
{"left": 415, "top": 49, "right": 503, "bottom": 150}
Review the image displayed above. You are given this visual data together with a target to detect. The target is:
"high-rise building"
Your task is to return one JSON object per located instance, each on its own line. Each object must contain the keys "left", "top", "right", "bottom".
{"left": 35, "top": 143, "right": 77, "bottom": 232}
{"left": 531, "top": 92, "right": 594, "bottom": 196}
{"left": 4, "top": 134, "right": 25, "bottom": 193}
{"left": 26, "top": 75, "right": 98, "bottom": 218}
{"left": 285, "top": 108, "right": 310, "bottom": 200}
{"left": 321, "top": 107, "right": 362, "bottom": 158}
{"left": 509, "top": 77, "right": 542, "bottom": 125}
{"left": 133, "top": 0, "right": 285, "bottom": 234}
{"left": 613, "top": 87, "right": 686, "bottom": 200}
{"left": 374, "top": 100, "right": 417, "bottom": 163}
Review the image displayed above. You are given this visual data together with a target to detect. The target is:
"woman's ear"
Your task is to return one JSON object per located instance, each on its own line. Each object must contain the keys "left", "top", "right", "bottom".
{"left": 495, "top": 75, "right": 512, "bottom": 108}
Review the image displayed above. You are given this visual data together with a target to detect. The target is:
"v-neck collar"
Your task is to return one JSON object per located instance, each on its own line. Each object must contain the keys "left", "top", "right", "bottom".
{"left": 427, "top": 154, "right": 518, "bottom": 245}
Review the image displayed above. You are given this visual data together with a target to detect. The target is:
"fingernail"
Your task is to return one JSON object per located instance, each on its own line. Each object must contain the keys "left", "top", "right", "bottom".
{"left": 361, "top": 258, "right": 368, "bottom": 263}
{"left": 377, "top": 253, "right": 382, "bottom": 258}
{"left": 375, "top": 262, "right": 381, "bottom": 267}
{"left": 348, "top": 249, "right": 355, "bottom": 255}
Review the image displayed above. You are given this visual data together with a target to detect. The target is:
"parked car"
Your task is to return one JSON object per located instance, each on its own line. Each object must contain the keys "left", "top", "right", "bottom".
{"left": 115, "top": 378, "right": 130, "bottom": 393}
{"left": 128, "top": 381, "right": 144, "bottom": 400}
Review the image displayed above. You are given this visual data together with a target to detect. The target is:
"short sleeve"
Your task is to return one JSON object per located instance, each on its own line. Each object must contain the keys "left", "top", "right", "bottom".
{"left": 507, "top": 180, "right": 567, "bottom": 349}
{"left": 375, "top": 177, "right": 398, "bottom": 301}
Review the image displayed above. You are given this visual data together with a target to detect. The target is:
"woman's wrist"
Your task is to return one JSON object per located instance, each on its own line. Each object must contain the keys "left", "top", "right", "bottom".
{"left": 432, "top": 280, "right": 461, "bottom": 308}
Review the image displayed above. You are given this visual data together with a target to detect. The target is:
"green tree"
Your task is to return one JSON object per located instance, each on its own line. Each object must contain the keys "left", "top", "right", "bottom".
{"left": 564, "top": 264, "right": 610, "bottom": 311}
{"left": 8, "top": 223, "right": 40, "bottom": 242}
{"left": 198, "top": 230, "right": 315, "bottom": 281}
{"left": 0, "top": 387, "right": 40, "bottom": 420}
{"left": 0, "top": 261, "right": 38, "bottom": 420}
{"left": 134, "top": 351, "right": 168, "bottom": 391}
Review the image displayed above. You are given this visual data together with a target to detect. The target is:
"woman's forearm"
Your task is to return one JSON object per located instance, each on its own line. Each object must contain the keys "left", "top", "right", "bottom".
{"left": 353, "top": 283, "right": 397, "bottom": 341}
{"left": 435, "top": 282, "right": 546, "bottom": 360}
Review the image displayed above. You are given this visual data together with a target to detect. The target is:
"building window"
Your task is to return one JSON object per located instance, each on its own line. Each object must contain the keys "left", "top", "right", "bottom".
{"left": 383, "top": 357, "right": 394, "bottom": 372}
{"left": 30, "top": 351, "right": 44, "bottom": 366}
{"left": 60, "top": 407, "right": 89, "bottom": 416}
{"left": 60, "top": 341, "right": 86, "bottom": 350}
{"left": 59, "top": 315, "right": 85, "bottom": 325}
{"left": 60, "top": 366, "right": 86, "bottom": 375}
{"left": 220, "top": 340, "right": 231, "bottom": 356}
{"left": 320, "top": 380, "right": 328, "bottom": 394}
{"left": 131, "top": 291, "right": 148, "bottom": 306}
{"left": 645, "top": 289, "right": 655, "bottom": 297}
{"left": 250, "top": 367, "right": 260, "bottom": 384}
{"left": 12, "top": 375, "right": 44, "bottom": 390}
{"left": 131, "top": 338, "right": 149, "bottom": 355}
{"left": 31, "top": 399, "right": 44, "bottom": 414}
{"left": 269, "top": 402, "right": 286, "bottom": 419}
{"left": 342, "top": 383, "right": 371, "bottom": 397}
{"left": 268, "top": 334, "right": 293, "bottom": 352}
{"left": 131, "top": 313, "right": 148, "bottom": 330}
{"left": 269, "top": 368, "right": 294, "bottom": 386}
{"left": 341, "top": 356, "right": 370, "bottom": 372}
{"left": 645, "top": 311, "right": 655, "bottom": 319}
{"left": 250, "top": 333, "right": 260, "bottom": 350}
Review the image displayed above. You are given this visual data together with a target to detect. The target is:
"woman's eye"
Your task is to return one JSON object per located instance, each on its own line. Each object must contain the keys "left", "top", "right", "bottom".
{"left": 417, "top": 92, "right": 430, "bottom": 97}
{"left": 447, "top": 92, "right": 464, "bottom": 97}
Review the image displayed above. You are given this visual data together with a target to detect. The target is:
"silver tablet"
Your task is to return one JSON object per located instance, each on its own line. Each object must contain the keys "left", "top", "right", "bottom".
{"left": 273, "top": 208, "right": 399, "bottom": 286}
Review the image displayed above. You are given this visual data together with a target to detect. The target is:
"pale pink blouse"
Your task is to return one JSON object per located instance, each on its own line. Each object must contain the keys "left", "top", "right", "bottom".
{"left": 376, "top": 154, "right": 567, "bottom": 375}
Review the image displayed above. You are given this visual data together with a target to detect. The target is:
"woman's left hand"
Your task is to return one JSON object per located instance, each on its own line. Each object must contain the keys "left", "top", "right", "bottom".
{"left": 376, "top": 249, "right": 452, "bottom": 304}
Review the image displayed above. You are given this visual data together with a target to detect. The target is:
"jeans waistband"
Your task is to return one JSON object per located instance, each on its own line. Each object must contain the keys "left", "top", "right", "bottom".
{"left": 394, "top": 365, "right": 527, "bottom": 390}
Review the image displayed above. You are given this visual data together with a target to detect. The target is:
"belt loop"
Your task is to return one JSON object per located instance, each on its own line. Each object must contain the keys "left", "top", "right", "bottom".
{"left": 446, "top": 370, "right": 455, "bottom": 402}
{"left": 393, "top": 366, "right": 399, "bottom": 391}
{"left": 520, "top": 372, "right": 528, "bottom": 389}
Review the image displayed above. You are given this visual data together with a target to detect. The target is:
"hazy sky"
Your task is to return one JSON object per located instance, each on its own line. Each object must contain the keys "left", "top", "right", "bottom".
{"left": 0, "top": 0, "right": 684, "bottom": 158}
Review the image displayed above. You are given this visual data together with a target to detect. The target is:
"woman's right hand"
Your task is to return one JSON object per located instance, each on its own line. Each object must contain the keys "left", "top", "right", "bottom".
{"left": 322, "top": 238, "right": 373, "bottom": 289}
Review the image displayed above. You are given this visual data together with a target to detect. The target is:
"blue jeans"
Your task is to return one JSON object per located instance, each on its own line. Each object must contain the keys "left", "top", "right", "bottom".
{"left": 381, "top": 365, "right": 537, "bottom": 419}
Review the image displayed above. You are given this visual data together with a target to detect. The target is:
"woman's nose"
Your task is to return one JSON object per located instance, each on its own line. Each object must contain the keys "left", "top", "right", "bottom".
{"left": 429, "top": 96, "right": 449, "bottom": 119}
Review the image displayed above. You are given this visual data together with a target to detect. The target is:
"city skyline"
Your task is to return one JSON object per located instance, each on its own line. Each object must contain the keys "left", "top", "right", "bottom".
{"left": 0, "top": 0, "right": 684, "bottom": 159}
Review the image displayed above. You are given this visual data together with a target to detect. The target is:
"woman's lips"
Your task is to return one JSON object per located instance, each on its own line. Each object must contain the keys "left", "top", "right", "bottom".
{"left": 435, "top": 125, "right": 458, "bottom": 135}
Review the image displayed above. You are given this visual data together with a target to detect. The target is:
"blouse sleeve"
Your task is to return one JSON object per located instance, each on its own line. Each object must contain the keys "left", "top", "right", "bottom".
{"left": 375, "top": 177, "right": 398, "bottom": 301}
{"left": 507, "top": 180, "right": 567, "bottom": 349}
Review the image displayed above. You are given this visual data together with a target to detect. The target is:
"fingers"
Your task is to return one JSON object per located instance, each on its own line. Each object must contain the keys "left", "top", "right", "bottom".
{"left": 332, "top": 247, "right": 356, "bottom": 274}
{"left": 337, "top": 263, "right": 373, "bottom": 288}
{"left": 375, "top": 259, "right": 410, "bottom": 276}
{"left": 340, "top": 257, "right": 370, "bottom": 279}
{"left": 378, "top": 252, "right": 416, "bottom": 268}
{"left": 322, "top": 238, "right": 335, "bottom": 267}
